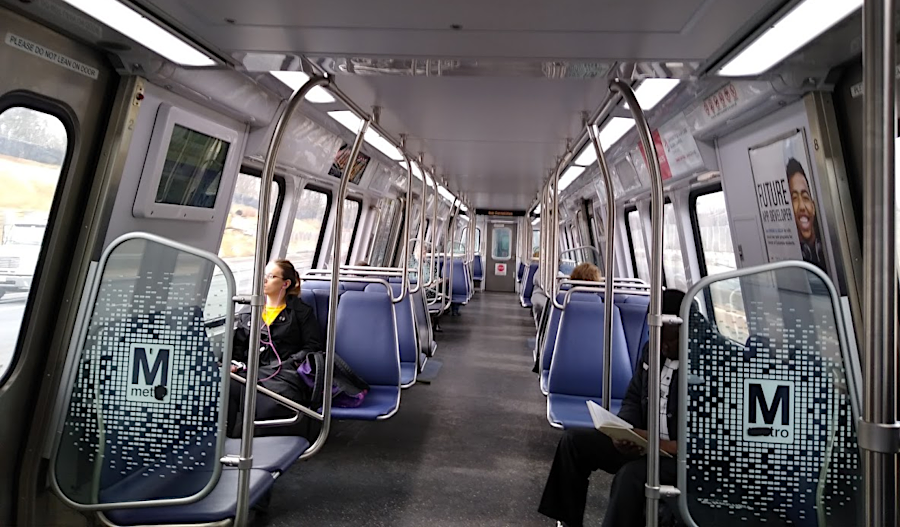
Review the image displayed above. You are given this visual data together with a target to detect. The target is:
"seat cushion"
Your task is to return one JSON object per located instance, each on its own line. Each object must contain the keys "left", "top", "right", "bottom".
{"left": 330, "top": 385, "right": 400, "bottom": 420}
{"left": 547, "top": 393, "right": 623, "bottom": 429}
{"left": 224, "top": 436, "right": 309, "bottom": 474}
{"left": 105, "top": 469, "right": 274, "bottom": 526}
{"left": 400, "top": 361, "right": 417, "bottom": 387}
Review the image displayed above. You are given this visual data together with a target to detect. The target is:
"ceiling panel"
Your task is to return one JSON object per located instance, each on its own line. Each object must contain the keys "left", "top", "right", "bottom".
{"left": 139, "top": 0, "right": 780, "bottom": 208}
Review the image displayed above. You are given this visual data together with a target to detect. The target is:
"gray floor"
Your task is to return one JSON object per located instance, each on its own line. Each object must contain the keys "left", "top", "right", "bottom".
{"left": 262, "top": 291, "right": 611, "bottom": 526}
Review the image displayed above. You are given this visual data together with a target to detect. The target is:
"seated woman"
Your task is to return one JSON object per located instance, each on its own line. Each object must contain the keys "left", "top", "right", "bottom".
{"left": 569, "top": 262, "right": 602, "bottom": 282}
{"left": 227, "top": 259, "right": 322, "bottom": 437}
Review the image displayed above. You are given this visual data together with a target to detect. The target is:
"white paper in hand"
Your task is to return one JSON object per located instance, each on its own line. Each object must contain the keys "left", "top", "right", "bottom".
{"left": 586, "top": 401, "right": 673, "bottom": 458}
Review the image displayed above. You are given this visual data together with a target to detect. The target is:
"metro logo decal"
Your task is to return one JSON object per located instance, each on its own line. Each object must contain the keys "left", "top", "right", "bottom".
{"left": 743, "top": 379, "right": 794, "bottom": 444}
{"left": 126, "top": 344, "right": 175, "bottom": 403}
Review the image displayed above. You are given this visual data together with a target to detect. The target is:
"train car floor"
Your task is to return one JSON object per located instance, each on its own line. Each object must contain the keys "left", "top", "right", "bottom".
{"left": 261, "top": 292, "right": 612, "bottom": 526}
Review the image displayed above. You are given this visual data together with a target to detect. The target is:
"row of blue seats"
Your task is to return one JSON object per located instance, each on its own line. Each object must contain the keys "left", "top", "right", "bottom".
{"left": 102, "top": 284, "right": 417, "bottom": 525}
{"left": 302, "top": 279, "right": 431, "bottom": 391}
{"left": 519, "top": 262, "right": 539, "bottom": 308}
{"left": 427, "top": 257, "right": 474, "bottom": 314}
{"left": 537, "top": 291, "right": 651, "bottom": 429}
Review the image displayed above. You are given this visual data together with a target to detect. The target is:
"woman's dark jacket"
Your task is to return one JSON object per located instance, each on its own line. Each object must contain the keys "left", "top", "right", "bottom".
{"left": 232, "top": 296, "right": 322, "bottom": 403}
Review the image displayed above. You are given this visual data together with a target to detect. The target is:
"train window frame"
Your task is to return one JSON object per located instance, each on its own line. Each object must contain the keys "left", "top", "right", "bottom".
{"left": 688, "top": 183, "right": 748, "bottom": 343}
{"left": 286, "top": 184, "right": 332, "bottom": 271}
{"left": 342, "top": 196, "right": 363, "bottom": 265}
{"left": 623, "top": 205, "right": 641, "bottom": 279}
{"left": 0, "top": 94, "right": 77, "bottom": 386}
{"left": 233, "top": 165, "right": 285, "bottom": 259}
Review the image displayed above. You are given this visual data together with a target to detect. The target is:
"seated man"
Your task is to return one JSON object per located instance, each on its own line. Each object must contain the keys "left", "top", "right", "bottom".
{"left": 538, "top": 289, "right": 687, "bottom": 527}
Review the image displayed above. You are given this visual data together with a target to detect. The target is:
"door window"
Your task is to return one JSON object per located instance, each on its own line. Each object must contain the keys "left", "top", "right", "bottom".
{"left": 0, "top": 106, "right": 70, "bottom": 379}
{"left": 492, "top": 226, "right": 512, "bottom": 260}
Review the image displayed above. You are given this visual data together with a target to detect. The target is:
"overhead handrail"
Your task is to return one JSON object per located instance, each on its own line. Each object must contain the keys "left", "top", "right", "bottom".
{"left": 860, "top": 1, "right": 899, "bottom": 525}
{"left": 559, "top": 245, "right": 602, "bottom": 259}
{"left": 587, "top": 118, "right": 617, "bottom": 412}
{"left": 611, "top": 78, "right": 667, "bottom": 526}
{"left": 233, "top": 74, "right": 333, "bottom": 526}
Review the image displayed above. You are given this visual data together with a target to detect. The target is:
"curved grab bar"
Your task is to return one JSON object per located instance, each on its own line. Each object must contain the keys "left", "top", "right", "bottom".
{"left": 396, "top": 147, "right": 413, "bottom": 304}
{"left": 559, "top": 245, "right": 602, "bottom": 259}
{"left": 611, "top": 78, "right": 665, "bottom": 526}
{"left": 234, "top": 75, "right": 332, "bottom": 526}
{"left": 409, "top": 154, "right": 427, "bottom": 295}
{"left": 424, "top": 173, "right": 440, "bottom": 288}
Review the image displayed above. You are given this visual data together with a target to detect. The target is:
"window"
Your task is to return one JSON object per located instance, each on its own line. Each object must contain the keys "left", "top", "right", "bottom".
{"left": 662, "top": 202, "right": 688, "bottom": 291}
{"left": 532, "top": 229, "right": 540, "bottom": 257}
{"left": 475, "top": 227, "right": 482, "bottom": 254}
{"left": 340, "top": 198, "right": 362, "bottom": 265}
{"left": 370, "top": 198, "right": 399, "bottom": 266}
{"left": 492, "top": 226, "right": 512, "bottom": 260}
{"left": 690, "top": 186, "right": 746, "bottom": 342}
{"left": 625, "top": 207, "right": 650, "bottom": 281}
{"left": 217, "top": 171, "right": 281, "bottom": 294}
{"left": 286, "top": 187, "right": 330, "bottom": 271}
{"left": 0, "top": 106, "right": 69, "bottom": 380}
{"left": 691, "top": 188, "right": 737, "bottom": 276}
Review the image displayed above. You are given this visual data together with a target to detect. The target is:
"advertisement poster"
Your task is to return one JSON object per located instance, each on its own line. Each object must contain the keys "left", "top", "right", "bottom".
{"left": 748, "top": 130, "right": 828, "bottom": 272}
{"left": 329, "top": 142, "right": 370, "bottom": 184}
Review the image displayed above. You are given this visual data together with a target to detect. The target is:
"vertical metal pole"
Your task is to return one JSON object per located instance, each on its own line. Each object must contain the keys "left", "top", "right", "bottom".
{"left": 234, "top": 76, "right": 331, "bottom": 526}
{"left": 588, "top": 123, "right": 617, "bottom": 411}
{"left": 611, "top": 79, "right": 664, "bottom": 527}
{"left": 397, "top": 141, "right": 412, "bottom": 301}
{"left": 410, "top": 154, "right": 426, "bottom": 294}
{"left": 428, "top": 171, "right": 439, "bottom": 287}
{"left": 303, "top": 120, "right": 369, "bottom": 462}
{"left": 861, "top": 0, "right": 900, "bottom": 524}
{"left": 552, "top": 167, "right": 561, "bottom": 301}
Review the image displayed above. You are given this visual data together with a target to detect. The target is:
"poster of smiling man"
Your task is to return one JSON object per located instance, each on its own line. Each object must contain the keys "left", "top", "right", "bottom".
{"left": 748, "top": 129, "right": 828, "bottom": 273}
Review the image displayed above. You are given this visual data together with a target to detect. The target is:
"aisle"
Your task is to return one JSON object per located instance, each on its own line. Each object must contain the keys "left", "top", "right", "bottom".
{"left": 265, "top": 292, "right": 611, "bottom": 526}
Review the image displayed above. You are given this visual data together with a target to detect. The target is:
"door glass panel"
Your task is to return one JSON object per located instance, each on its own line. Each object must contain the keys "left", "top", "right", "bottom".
{"left": 663, "top": 203, "right": 688, "bottom": 291}
{"left": 492, "top": 227, "right": 512, "bottom": 260}
{"left": 286, "top": 188, "right": 330, "bottom": 271}
{"left": 0, "top": 107, "right": 68, "bottom": 379}
{"left": 627, "top": 210, "right": 650, "bottom": 281}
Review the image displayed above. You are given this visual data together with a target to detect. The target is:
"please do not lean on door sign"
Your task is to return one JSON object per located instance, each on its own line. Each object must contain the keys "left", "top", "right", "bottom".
{"left": 495, "top": 263, "right": 507, "bottom": 276}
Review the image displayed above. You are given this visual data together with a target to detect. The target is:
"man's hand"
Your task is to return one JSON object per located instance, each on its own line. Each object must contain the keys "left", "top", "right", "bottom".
{"left": 613, "top": 439, "right": 644, "bottom": 456}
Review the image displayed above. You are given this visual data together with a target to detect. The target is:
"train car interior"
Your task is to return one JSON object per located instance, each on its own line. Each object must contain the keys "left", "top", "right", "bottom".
{"left": 0, "top": 0, "right": 897, "bottom": 525}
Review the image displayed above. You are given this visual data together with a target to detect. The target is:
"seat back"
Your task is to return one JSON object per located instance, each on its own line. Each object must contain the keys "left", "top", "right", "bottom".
{"left": 521, "top": 262, "right": 539, "bottom": 303}
{"left": 547, "top": 299, "right": 631, "bottom": 400}
{"left": 334, "top": 291, "right": 400, "bottom": 387}
{"left": 517, "top": 262, "right": 525, "bottom": 282}
{"left": 51, "top": 234, "right": 232, "bottom": 509}
{"left": 410, "top": 287, "right": 432, "bottom": 356}
{"left": 365, "top": 283, "right": 418, "bottom": 364}
{"left": 451, "top": 258, "right": 468, "bottom": 303}
{"left": 616, "top": 302, "right": 650, "bottom": 369}
{"left": 473, "top": 255, "right": 484, "bottom": 280}
{"left": 341, "top": 281, "right": 370, "bottom": 291}
{"left": 311, "top": 289, "right": 340, "bottom": 339}
{"left": 298, "top": 289, "right": 317, "bottom": 322}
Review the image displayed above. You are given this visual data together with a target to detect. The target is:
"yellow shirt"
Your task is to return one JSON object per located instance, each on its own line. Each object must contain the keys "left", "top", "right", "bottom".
{"left": 262, "top": 304, "right": 286, "bottom": 326}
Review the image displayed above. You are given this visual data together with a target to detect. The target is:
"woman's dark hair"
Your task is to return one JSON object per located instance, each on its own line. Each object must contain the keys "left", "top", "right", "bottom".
{"left": 274, "top": 259, "right": 302, "bottom": 296}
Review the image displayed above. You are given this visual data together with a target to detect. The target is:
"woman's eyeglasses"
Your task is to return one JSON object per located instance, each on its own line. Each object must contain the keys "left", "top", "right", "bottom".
{"left": 265, "top": 273, "right": 283, "bottom": 281}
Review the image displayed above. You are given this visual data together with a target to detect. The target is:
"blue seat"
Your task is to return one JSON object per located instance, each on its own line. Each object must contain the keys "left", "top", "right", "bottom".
{"left": 342, "top": 281, "right": 370, "bottom": 291}
{"left": 473, "top": 255, "right": 484, "bottom": 281}
{"left": 539, "top": 292, "right": 602, "bottom": 395}
{"left": 224, "top": 436, "right": 309, "bottom": 474}
{"left": 365, "top": 283, "right": 418, "bottom": 387}
{"left": 410, "top": 287, "right": 434, "bottom": 358}
{"left": 517, "top": 262, "right": 525, "bottom": 283}
{"left": 304, "top": 280, "right": 343, "bottom": 291}
{"left": 330, "top": 291, "right": 401, "bottom": 420}
{"left": 616, "top": 302, "right": 650, "bottom": 369}
{"left": 520, "top": 262, "right": 539, "bottom": 307}
{"left": 299, "top": 289, "right": 317, "bottom": 321}
{"left": 546, "top": 299, "right": 631, "bottom": 429}
{"left": 451, "top": 258, "right": 469, "bottom": 304}
{"left": 311, "top": 289, "right": 340, "bottom": 340}
{"left": 105, "top": 469, "right": 275, "bottom": 526}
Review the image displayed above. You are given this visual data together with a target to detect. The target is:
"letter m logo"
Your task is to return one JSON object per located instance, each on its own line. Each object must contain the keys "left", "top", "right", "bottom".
{"left": 126, "top": 344, "right": 175, "bottom": 403}
{"left": 743, "top": 379, "right": 794, "bottom": 444}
